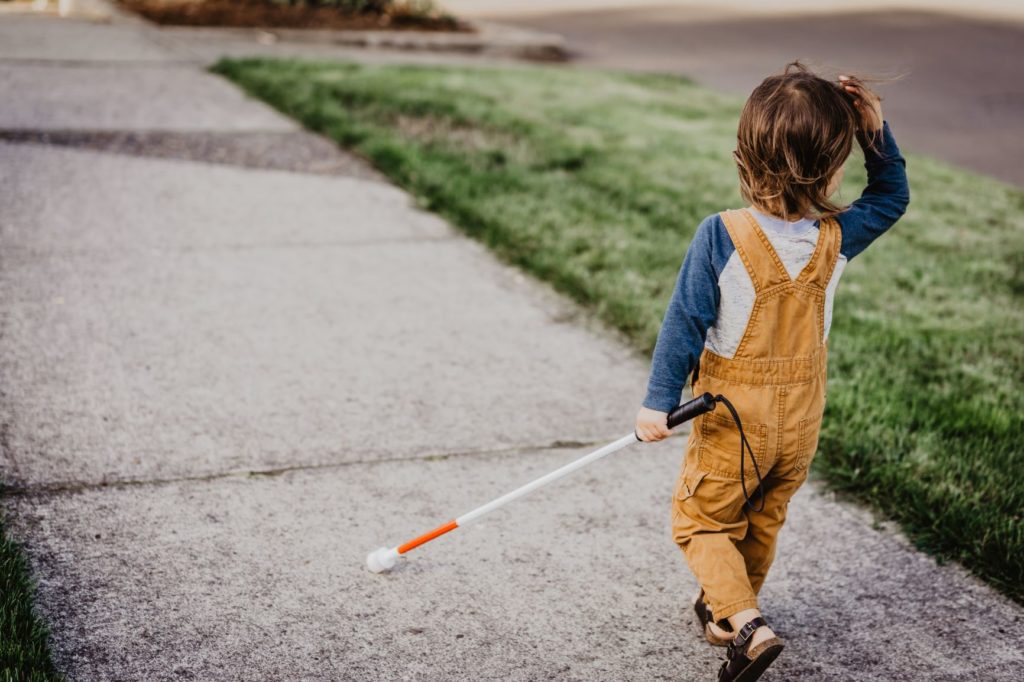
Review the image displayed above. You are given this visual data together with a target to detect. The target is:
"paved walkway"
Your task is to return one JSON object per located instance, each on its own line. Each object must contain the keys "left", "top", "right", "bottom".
{"left": 1, "top": 13, "right": 1022, "bottom": 682}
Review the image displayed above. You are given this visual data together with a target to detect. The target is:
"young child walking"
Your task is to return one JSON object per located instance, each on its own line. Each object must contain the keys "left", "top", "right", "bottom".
{"left": 635, "top": 62, "right": 909, "bottom": 681}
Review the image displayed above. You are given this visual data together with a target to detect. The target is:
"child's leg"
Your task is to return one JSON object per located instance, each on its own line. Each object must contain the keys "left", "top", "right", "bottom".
{"left": 736, "top": 472, "right": 805, "bottom": 594}
{"left": 674, "top": 472, "right": 760, "bottom": 622}
{"left": 738, "top": 382, "right": 823, "bottom": 594}
{"left": 676, "top": 484, "right": 780, "bottom": 653}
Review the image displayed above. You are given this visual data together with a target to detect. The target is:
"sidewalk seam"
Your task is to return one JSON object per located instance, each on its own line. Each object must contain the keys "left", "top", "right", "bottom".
{"left": 2, "top": 435, "right": 660, "bottom": 498}
{"left": 0, "top": 57, "right": 204, "bottom": 67}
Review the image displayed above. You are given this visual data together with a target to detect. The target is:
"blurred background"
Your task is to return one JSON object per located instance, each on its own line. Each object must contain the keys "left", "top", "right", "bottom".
{"left": 442, "top": 0, "right": 1024, "bottom": 185}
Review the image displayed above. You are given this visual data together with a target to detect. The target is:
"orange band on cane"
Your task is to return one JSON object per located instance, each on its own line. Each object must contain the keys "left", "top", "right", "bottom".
{"left": 398, "top": 520, "right": 458, "bottom": 554}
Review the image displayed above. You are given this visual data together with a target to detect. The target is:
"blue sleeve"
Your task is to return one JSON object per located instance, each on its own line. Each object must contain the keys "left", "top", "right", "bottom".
{"left": 642, "top": 216, "right": 724, "bottom": 412}
{"left": 838, "top": 120, "right": 911, "bottom": 260}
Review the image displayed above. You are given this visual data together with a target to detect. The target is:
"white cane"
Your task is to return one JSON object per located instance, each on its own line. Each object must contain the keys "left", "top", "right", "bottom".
{"left": 366, "top": 393, "right": 719, "bottom": 573}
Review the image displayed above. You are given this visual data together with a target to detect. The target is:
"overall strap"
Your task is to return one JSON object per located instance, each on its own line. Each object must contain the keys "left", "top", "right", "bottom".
{"left": 795, "top": 215, "right": 843, "bottom": 287}
{"left": 719, "top": 209, "right": 790, "bottom": 292}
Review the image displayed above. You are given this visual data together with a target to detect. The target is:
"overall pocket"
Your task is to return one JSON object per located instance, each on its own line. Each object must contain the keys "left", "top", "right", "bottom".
{"left": 795, "top": 416, "right": 822, "bottom": 473}
{"left": 696, "top": 411, "right": 769, "bottom": 480}
{"left": 793, "top": 378, "right": 827, "bottom": 473}
{"left": 674, "top": 466, "right": 709, "bottom": 502}
{"left": 671, "top": 454, "right": 710, "bottom": 530}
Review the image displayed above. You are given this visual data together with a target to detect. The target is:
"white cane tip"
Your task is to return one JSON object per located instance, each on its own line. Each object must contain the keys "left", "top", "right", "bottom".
{"left": 366, "top": 547, "right": 397, "bottom": 574}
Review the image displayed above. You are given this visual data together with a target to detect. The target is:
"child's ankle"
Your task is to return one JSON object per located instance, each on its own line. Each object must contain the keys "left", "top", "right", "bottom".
{"left": 708, "top": 619, "right": 734, "bottom": 638}
{"left": 726, "top": 608, "right": 762, "bottom": 632}
{"left": 726, "top": 609, "right": 776, "bottom": 647}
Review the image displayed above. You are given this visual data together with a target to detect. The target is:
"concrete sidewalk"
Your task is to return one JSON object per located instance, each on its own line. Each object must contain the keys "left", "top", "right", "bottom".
{"left": 1, "top": 12, "right": 1022, "bottom": 681}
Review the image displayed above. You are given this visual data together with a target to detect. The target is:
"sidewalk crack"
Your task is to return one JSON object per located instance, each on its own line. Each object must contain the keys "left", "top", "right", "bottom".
{"left": 2, "top": 436, "right": 626, "bottom": 498}
{"left": 0, "top": 128, "right": 385, "bottom": 179}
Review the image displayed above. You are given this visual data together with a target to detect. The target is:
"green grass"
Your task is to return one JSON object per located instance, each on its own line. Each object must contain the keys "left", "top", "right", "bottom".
{"left": 1, "top": 508, "right": 61, "bottom": 681}
{"left": 213, "top": 58, "right": 1024, "bottom": 602}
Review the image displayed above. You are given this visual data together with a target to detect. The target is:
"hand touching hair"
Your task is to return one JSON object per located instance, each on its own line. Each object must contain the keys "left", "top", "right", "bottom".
{"left": 733, "top": 61, "right": 890, "bottom": 221}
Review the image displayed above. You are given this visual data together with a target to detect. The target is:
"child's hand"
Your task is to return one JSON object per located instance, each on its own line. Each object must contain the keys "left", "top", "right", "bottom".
{"left": 839, "top": 75, "right": 884, "bottom": 136}
{"left": 635, "top": 406, "right": 671, "bottom": 442}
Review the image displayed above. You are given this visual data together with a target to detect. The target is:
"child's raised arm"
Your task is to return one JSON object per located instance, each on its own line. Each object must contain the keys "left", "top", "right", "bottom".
{"left": 835, "top": 77, "right": 911, "bottom": 258}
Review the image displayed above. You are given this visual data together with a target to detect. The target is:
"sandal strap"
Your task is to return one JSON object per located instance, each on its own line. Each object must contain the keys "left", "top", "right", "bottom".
{"left": 732, "top": 616, "right": 768, "bottom": 650}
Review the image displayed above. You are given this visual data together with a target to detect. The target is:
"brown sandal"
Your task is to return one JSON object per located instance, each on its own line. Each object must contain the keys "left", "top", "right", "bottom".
{"left": 717, "top": 617, "right": 785, "bottom": 682}
{"left": 692, "top": 590, "right": 735, "bottom": 647}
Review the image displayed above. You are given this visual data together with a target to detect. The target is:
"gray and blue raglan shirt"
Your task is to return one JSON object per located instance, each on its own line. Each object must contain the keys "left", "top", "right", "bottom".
{"left": 643, "top": 120, "right": 910, "bottom": 413}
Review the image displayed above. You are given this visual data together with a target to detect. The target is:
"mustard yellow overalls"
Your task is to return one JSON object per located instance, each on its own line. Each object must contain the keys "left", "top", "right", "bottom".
{"left": 672, "top": 207, "right": 841, "bottom": 622}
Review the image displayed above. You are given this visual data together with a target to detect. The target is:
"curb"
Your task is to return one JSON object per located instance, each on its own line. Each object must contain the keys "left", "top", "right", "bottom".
{"left": 176, "top": 20, "right": 568, "bottom": 62}
{"left": 20, "top": 0, "right": 148, "bottom": 23}
{"left": 31, "top": 1, "right": 568, "bottom": 62}
{"left": 57, "top": 0, "right": 135, "bottom": 21}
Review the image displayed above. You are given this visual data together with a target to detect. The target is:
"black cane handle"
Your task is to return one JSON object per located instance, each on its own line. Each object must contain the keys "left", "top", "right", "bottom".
{"left": 666, "top": 392, "right": 717, "bottom": 430}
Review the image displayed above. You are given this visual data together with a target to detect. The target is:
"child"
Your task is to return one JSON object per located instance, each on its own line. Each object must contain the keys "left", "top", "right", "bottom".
{"left": 635, "top": 62, "right": 909, "bottom": 681}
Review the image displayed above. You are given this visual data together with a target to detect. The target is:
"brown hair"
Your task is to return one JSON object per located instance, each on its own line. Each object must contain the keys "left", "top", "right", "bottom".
{"left": 733, "top": 61, "right": 884, "bottom": 221}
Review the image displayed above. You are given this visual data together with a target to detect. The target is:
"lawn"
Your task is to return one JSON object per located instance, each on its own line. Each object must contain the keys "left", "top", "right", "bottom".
{"left": 213, "top": 58, "right": 1024, "bottom": 602}
{"left": 1, "top": 511, "right": 61, "bottom": 681}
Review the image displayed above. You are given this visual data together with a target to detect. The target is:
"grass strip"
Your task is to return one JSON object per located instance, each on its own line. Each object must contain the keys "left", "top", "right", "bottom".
{"left": 1, "top": 507, "right": 61, "bottom": 681}
{"left": 213, "top": 58, "right": 1024, "bottom": 602}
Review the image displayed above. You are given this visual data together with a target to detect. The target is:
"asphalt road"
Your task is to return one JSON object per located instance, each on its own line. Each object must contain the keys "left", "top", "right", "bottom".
{"left": 462, "top": 4, "right": 1024, "bottom": 187}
